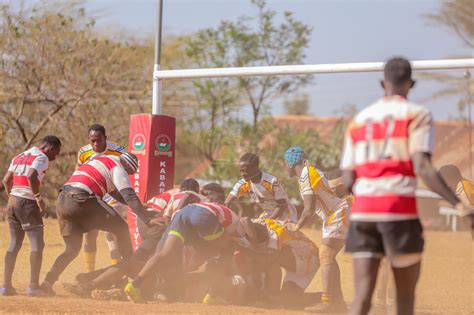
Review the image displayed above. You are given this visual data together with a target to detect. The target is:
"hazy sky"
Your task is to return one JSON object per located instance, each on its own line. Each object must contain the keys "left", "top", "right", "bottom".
{"left": 84, "top": 1, "right": 473, "bottom": 119}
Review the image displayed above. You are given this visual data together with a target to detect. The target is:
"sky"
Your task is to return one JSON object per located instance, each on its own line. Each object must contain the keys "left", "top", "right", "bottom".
{"left": 68, "top": 1, "right": 474, "bottom": 119}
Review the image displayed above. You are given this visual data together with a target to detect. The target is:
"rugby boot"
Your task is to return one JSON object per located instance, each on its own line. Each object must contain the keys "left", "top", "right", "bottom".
{"left": 124, "top": 282, "right": 146, "bottom": 304}
{"left": 202, "top": 293, "right": 228, "bottom": 305}
{"left": 39, "top": 281, "right": 56, "bottom": 296}
{"left": 26, "top": 287, "right": 48, "bottom": 297}
{"left": 91, "top": 288, "right": 126, "bottom": 301}
{"left": 305, "top": 301, "right": 348, "bottom": 313}
{"left": 0, "top": 286, "right": 17, "bottom": 296}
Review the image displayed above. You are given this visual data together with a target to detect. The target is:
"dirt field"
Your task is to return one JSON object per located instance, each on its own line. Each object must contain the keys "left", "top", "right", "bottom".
{"left": 0, "top": 220, "right": 472, "bottom": 314}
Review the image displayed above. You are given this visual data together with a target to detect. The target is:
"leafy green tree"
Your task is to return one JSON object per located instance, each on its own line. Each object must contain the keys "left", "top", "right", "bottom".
{"left": 231, "top": 0, "right": 312, "bottom": 134}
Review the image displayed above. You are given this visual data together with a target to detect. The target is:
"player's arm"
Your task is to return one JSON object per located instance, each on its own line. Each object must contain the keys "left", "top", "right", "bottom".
{"left": 75, "top": 149, "right": 84, "bottom": 170}
{"left": 268, "top": 179, "right": 289, "bottom": 219}
{"left": 412, "top": 153, "right": 461, "bottom": 207}
{"left": 224, "top": 194, "right": 237, "bottom": 207}
{"left": 342, "top": 170, "right": 356, "bottom": 194}
{"left": 292, "top": 194, "right": 316, "bottom": 231}
{"left": 267, "top": 199, "right": 288, "bottom": 219}
{"left": 2, "top": 171, "right": 13, "bottom": 197}
{"left": 108, "top": 189, "right": 127, "bottom": 204}
{"left": 27, "top": 169, "right": 46, "bottom": 213}
{"left": 410, "top": 109, "right": 470, "bottom": 215}
{"left": 225, "top": 181, "right": 243, "bottom": 207}
{"left": 118, "top": 188, "right": 155, "bottom": 224}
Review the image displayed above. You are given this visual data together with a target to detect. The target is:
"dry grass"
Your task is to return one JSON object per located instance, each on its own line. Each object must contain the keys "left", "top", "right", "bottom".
{"left": 0, "top": 220, "right": 472, "bottom": 314}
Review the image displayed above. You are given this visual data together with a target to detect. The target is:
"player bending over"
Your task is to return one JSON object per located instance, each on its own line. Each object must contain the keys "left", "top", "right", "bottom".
{"left": 65, "top": 178, "right": 204, "bottom": 299}
{"left": 40, "top": 153, "right": 160, "bottom": 295}
{"left": 284, "top": 147, "right": 350, "bottom": 313}
{"left": 124, "top": 184, "right": 245, "bottom": 303}
{"left": 235, "top": 218, "right": 320, "bottom": 309}
{"left": 226, "top": 153, "right": 297, "bottom": 222}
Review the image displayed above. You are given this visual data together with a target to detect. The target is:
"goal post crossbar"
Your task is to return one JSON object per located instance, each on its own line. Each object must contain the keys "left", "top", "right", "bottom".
{"left": 154, "top": 58, "right": 474, "bottom": 80}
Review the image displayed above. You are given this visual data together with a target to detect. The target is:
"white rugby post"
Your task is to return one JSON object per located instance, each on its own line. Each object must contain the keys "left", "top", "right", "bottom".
{"left": 152, "top": 0, "right": 164, "bottom": 115}
{"left": 154, "top": 58, "right": 474, "bottom": 178}
{"left": 154, "top": 58, "right": 474, "bottom": 80}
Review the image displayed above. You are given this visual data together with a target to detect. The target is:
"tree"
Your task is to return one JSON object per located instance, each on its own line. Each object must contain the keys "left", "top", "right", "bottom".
{"left": 0, "top": 2, "right": 189, "bottom": 206}
{"left": 427, "top": 0, "right": 473, "bottom": 48}
{"left": 422, "top": 0, "right": 473, "bottom": 119}
{"left": 231, "top": 0, "right": 312, "bottom": 134}
{"left": 183, "top": 24, "right": 242, "bottom": 172}
{"left": 284, "top": 94, "right": 310, "bottom": 115}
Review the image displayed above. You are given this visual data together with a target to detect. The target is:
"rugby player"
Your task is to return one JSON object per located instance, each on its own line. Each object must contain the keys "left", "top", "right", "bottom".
{"left": 40, "top": 152, "right": 159, "bottom": 295}
{"left": 65, "top": 178, "right": 203, "bottom": 299}
{"left": 77, "top": 124, "right": 126, "bottom": 272}
{"left": 340, "top": 57, "right": 472, "bottom": 315}
{"left": 226, "top": 153, "right": 297, "bottom": 222}
{"left": 124, "top": 183, "right": 245, "bottom": 303}
{"left": 283, "top": 147, "right": 349, "bottom": 312}
{"left": 1, "top": 136, "right": 61, "bottom": 297}
{"left": 439, "top": 164, "right": 474, "bottom": 238}
{"left": 235, "top": 218, "right": 320, "bottom": 309}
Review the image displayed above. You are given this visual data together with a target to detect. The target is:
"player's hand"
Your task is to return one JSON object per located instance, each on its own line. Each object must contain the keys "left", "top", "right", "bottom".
{"left": 285, "top": 222, "right": 299, "bottom": 232}
{"left": 37, "top": 199, "right": 47, "bottom": 214}
{"left": 148, "top": 217, "right": 166, "bottom": 227}
{"left": 455, "top": 202, "right": 474, "bottom": 217}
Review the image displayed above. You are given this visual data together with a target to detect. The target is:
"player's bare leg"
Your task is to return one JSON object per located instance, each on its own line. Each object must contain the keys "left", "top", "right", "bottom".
{"left": 391, "top": 262, "right": 421, "bottom": 315}
{"left": 125, "top": 235, "right": 183, "bottom": 303}
{"left": 349, "top": 257, "right": 381, "bottom": 315}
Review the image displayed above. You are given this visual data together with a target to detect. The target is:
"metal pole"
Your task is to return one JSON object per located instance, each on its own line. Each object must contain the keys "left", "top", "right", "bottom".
{"left": 465, "top": 70, "right": 472, "bottom": 179}
{"left": 152, "top": 0, "right": 163, "bottom": 115}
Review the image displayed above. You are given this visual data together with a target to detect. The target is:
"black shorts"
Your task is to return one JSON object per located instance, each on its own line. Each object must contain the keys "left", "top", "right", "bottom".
{"left": 56, "top": 188, "right": 126, "bottom": 237}
{"left": 7, "top": 195, "right": 43, "bottom": 230}
{"left": 345, "top": 219, "right": 424, "bottom": 256}
{"left": 137, "top": 217, "right": 166, "bottom": 254}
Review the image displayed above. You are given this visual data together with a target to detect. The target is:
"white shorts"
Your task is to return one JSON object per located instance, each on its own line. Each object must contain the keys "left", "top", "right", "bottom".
{"left": 322, "top": 206, "right": 349, "bottom": 239}
{"left": 283, "top": 243, "right": 319, "bottom": 289}
{"left": 259, "top": 204, "right": 298, "bottom": 223}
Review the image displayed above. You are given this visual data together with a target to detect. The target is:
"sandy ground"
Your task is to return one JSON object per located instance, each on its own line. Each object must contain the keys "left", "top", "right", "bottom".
{"left": 0, "top": 219, "right": 472, "bottom": 314}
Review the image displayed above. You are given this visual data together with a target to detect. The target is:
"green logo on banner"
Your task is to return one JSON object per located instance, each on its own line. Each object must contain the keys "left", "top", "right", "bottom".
{"left": 131, "top": 134, "right": 146, "bottom": 155}
{"left": 155, "top": 134, "right": 172, "bottom": 157}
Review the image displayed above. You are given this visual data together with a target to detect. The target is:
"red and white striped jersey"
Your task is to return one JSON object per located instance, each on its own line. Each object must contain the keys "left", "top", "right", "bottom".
{"left": 8, "top": 147, "right": 49, "bottom": 200}
{"left": 340, "top": 96, "right": 434, "bottom": 221}
{"left": 65, "top": 155, "right": 131, "bottom": 197}
{"left": 163, "top": 191, "right": 207, "bottom": 219}
{"left": 147, "top": 191, "right": 173, "bottom": 213}
{"left": 195, "top": 202, "right": 243, "bottom": 237}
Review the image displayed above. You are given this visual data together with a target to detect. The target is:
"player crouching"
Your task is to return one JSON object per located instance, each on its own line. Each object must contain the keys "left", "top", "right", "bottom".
{"left": 124, "top": 183, "right": 245, "bottom": 303}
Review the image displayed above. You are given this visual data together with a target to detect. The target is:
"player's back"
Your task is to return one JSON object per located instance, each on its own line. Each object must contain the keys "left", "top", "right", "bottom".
{"left": 8, "top": 147, "right": 49, "bottom": 200}
{"left": 343, "top": 95, "right": 433, "bottom": 221}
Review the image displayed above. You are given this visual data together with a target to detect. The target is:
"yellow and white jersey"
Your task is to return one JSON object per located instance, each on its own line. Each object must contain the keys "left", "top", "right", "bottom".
{"left": 230, "top": 171, "right": 297, "bottom": 221}
{"left": 299, "top": 165, "right": 349, "bottom": 239}
{"left": 242, "top": 219, "right": 318, "bottom": 289}
{"left": 456, "top": 179, "right": 474, "bottom": 205}
{"left": 77, "top": 141, "right": 126, "bottom": 166}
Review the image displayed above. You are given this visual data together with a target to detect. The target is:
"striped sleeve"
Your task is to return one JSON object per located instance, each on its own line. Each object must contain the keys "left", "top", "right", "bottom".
{"left": 299, "top": 167, "right": 314, "bottom": 196}
{"left": 408, "top": 108, "right": 434, "bottom": 156}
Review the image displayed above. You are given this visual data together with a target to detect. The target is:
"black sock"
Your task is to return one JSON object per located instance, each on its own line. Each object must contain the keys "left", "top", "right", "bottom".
{"left": 3, "top": 251, "right": 18, "bottom": 288}
{"left": 30, "top": 251, "right": 43, "bottom": 288}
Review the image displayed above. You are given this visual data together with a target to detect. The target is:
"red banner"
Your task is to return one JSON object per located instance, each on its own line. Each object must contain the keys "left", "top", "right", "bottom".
{"left": 127, "top": 114, "right": 176, "bottom": 250}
